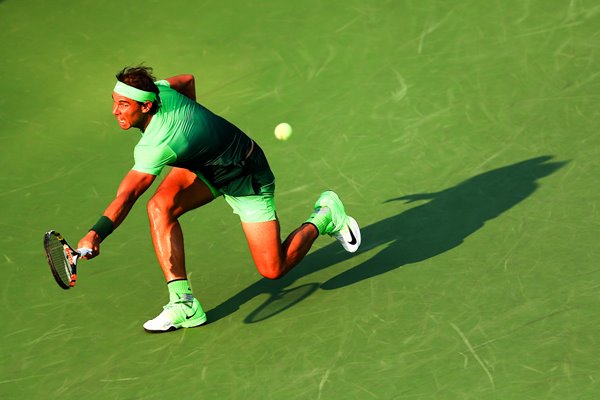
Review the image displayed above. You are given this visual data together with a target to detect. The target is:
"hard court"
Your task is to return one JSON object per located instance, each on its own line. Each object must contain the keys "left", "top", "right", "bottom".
{"left": 0, "top": 1, "right": 599, "bottom": 399}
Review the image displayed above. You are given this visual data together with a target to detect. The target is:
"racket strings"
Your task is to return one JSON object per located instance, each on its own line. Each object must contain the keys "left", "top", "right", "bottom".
{"left": 47, "top": 237, "right": 72, "bottom": 284}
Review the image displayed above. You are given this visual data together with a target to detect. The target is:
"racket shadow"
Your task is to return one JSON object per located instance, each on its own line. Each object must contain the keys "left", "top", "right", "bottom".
{"left": 206, "top": 156, "right": 567, "bottom": 324}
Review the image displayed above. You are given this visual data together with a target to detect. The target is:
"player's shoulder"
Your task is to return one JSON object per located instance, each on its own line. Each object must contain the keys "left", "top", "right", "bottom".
{"left": 155, "top": 80, "right": 174, "bottom": 95}
{"left": 155, "top": 79, "right": 170, "bottom": 88}
{"left": 154, "top": 80, "right": 180, "bottom": 109}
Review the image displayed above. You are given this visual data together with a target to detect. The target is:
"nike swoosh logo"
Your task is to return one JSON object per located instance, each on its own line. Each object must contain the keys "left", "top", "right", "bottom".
{"left": 347, "top": 228, "right": 357, "bottom": 245}
{"left": 186, "top": 309, "right": 197, "bottom": 320}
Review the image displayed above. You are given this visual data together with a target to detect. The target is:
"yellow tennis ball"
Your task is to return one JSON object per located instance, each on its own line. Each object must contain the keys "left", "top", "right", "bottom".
{"left": 274, "top": 122, "right": 292, "bottom": 141}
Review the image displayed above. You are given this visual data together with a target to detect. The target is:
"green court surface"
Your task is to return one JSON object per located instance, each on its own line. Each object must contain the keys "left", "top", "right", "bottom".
{"left": 1, "top": 0, "right": 599, "bottom": 398}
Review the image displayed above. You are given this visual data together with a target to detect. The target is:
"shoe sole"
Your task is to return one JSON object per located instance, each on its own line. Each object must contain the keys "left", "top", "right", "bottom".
{"left": 143, "top": 313, "right": 208, "bottom": 333}
{"left": 333, "top": 216, "right": 361, "bottom": 253}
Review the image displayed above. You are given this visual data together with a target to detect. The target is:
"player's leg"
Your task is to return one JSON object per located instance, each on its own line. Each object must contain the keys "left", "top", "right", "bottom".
{"left": 241, "top": 190, "right": 362, "bottom": 279}
{"left": 308, "top": 191, "right": 362, "bottom": 253}
{"left": 146, "top": 167, "right": 216, "bottom": 281}
{"left": 241, "top": 219, "right": 318, "bottom": 279}
{"left": 144, "top": 167, "right": 217, "bottom": 332}
{"left": 224, "top": 190, "right": 320, "bottom": 278}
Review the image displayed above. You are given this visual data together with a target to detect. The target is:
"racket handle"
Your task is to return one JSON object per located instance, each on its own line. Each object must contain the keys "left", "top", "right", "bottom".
{"left": 77, "top": 248, "right": 93, "bottom": 257}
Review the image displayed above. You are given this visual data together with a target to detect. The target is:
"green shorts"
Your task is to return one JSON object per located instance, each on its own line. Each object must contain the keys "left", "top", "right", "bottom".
{"left": 196, "top": 173, "right": 277, "bottom": 223}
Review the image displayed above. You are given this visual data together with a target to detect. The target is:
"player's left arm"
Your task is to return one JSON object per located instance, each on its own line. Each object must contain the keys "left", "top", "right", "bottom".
{"left": 166, "top": 74, "right": 196, "bottom": 101}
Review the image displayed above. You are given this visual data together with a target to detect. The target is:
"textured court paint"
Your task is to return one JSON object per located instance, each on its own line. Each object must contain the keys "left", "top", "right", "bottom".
{"left": 1, "top": 0, "right": 599, "bottom": 399}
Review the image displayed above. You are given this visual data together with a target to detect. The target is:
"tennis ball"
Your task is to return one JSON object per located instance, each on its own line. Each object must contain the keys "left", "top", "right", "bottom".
{"left": 274, "top": 122, "right": 292, "bottom": 141}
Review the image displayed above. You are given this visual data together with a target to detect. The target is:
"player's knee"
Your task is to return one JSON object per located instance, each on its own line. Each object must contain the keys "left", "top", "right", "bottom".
{"left": 256, "top": 264, "right": 284, "bottom": 280}
{"left": 147, "top": 194, "right": 174, "bottom": 220}
{"left": 259, "top": 270, "right": 284, "bottom": 280}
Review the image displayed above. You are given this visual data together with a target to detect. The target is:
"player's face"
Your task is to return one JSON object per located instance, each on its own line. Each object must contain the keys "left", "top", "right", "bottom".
{"left": 111, "top": 93, "right": 150, "bottom": 130}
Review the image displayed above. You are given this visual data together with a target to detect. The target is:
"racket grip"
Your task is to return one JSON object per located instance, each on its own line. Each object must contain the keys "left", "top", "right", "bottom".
{"left": 77, "top": 248, "right": 93, "bottom": 257}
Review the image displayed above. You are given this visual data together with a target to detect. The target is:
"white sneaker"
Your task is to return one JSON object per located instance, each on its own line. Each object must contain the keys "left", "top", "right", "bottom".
{"left": 314, "top": 191, "right": 361, "bottom": 253}
{"left": 143, "top": 297, "right": 207, "bottom": 333}
{"left": 332, "top": 216, "right": 361, "bottom": 253}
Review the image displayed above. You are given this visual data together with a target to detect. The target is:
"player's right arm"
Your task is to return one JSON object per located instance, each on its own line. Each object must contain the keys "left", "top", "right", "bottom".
{"left": 78, "top": 170, "right": 156, "bottom": 258}
{"left": 166, "top": 74, "right": 196, "bottom": 101}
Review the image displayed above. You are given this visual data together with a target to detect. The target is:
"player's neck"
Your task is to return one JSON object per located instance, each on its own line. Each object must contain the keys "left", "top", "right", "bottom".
{"left": 139, "top": 114, "right": 153, "bottom": 133}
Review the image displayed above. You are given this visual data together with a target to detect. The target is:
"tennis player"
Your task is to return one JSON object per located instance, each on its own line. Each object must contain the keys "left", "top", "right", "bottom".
{"left": 77, "top": 66, "right": 361, "bottom": 333}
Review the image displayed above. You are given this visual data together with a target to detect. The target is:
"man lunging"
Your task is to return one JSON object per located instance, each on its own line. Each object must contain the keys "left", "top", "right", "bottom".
{"left": 78, "top": 66, "right": 361, "bottom": 333}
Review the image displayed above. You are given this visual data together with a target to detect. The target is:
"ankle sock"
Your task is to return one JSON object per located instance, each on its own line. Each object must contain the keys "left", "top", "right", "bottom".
{"left": 167, "top": 279, "right": 193, "bottom": 303}
{"left": 305, "top": 207, "right": 331, "bottom": 235}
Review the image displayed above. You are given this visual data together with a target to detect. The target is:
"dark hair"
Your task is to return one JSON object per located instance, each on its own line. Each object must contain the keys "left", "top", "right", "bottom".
{"left": 116, "top": 66, "right": 161, "bottom": 114}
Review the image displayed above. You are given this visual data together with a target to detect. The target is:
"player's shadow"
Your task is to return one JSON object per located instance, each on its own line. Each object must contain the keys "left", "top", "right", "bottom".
{"left": 206, "top": 156, "right": 566, "bottom": 324}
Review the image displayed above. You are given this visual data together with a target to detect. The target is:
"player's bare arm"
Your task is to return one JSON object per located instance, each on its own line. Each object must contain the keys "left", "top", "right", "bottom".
{"left": 78, "top": 170, "right": 156, "bottom": 258}
{"left": 166, "top": 74, "right": 196, "bottom": 100}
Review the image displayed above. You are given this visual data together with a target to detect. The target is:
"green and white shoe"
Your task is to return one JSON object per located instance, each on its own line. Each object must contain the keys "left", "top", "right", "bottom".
{"left": 143, "top": 295, "right": 207, "bottom": 333}
{"left": 308, "top": 191, "right": 361, "bottom": 253}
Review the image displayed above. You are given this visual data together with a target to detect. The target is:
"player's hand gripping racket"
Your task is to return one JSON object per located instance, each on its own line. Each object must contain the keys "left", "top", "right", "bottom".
{"left": 44, "top": 230, "right": 92, "bottom": 289}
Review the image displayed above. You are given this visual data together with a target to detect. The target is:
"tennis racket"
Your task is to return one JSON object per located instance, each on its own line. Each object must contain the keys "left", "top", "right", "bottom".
{"left": 44, "top": 230, "right": 92, "bottom": 289}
